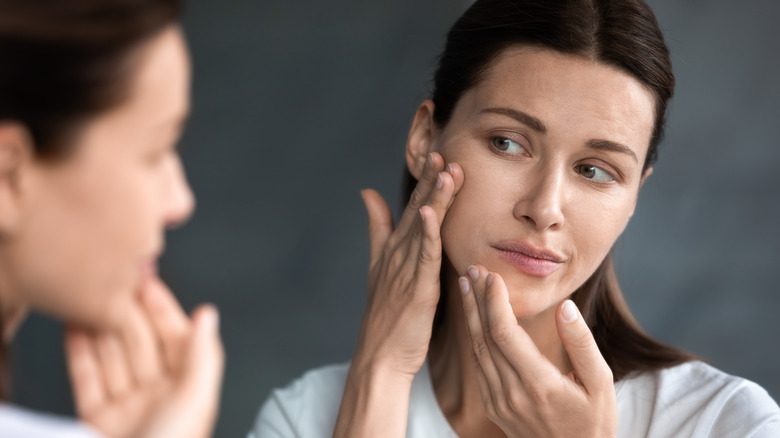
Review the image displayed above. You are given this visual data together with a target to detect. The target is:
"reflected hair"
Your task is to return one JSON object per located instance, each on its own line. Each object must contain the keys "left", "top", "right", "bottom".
{"left": 404, "top": 0, "right": 696, "bottom": 381}
{"left": 0, "top": 0, "right": 181, "bottom": 400}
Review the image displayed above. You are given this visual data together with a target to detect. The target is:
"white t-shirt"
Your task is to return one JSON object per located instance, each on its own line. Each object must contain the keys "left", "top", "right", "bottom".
{"left": 0, "top": 403, "right": 103, "bottom": 438}
{"left": 249, "top": 361, "right": 780, "bottom": 437}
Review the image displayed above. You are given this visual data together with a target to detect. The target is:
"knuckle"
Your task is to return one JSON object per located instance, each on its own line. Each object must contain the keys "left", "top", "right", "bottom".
{"left": 489, "top": 321, "right": 512, "bottom": 344}
{"left": 409, "top": 187, "right": 426, "bottom": 208}
{"left": 387, "top": 248, "right": 406, "bottom": 272}
{"left": 473, "top": 338, "right": 491, "bottom": 358}
{"left": 494, "top": 396, "right": 513, "bottom": 419}
{"left": 507, "top": 390, "right": 528, "bottom": 414}
{"left": 418, "top": 242, "right": 440, "bottom": 265}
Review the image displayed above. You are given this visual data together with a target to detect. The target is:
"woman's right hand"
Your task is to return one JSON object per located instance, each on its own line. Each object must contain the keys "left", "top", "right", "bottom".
{"left": 333, "top": 152, "right": 463, "bottom": 438}
{"left": 353, "top": 152, "right": 463, "bottom": 378}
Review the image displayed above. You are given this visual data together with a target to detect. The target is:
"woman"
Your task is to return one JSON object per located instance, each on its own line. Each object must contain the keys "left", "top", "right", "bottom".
{"left": 0, "top": 0, "right": 223, "bottom": 437}
{"left": 251, "top": 0, "right": 780, "bottom": 437}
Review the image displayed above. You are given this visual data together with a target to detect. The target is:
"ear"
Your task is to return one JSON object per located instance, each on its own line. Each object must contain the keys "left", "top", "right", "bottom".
{"left": 639, "top": 165, "right": 653, "bottom": 190}
{"left": 405, "top": 100, "right": 438, "bottom": 179}
{"left": 0, "top": 122, "right": 33, "bottom": 235}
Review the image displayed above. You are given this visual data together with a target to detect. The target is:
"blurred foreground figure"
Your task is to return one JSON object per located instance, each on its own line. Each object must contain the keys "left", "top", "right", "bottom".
{"left": 0, "top": 1, "right": 223, "bottom": 437}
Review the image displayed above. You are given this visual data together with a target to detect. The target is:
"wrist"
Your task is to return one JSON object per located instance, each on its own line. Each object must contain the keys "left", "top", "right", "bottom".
{"left": 334, "top": 356, "right": 415, "bottom": 438}
{"left": 349, "top": 347, "right": 421, "bottom": 387}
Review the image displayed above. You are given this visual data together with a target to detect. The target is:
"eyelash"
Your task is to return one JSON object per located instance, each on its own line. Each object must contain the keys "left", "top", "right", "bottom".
{"left": 489, "top": 135, "right": 530, "bottom": 158}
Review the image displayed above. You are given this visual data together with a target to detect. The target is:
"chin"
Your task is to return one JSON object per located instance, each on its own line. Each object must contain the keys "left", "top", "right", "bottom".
{"left": 75, "top": 284, "right": 137, "bottom": 330}
{"left": 503, "top": 276, "right": 567, "bottom": 320}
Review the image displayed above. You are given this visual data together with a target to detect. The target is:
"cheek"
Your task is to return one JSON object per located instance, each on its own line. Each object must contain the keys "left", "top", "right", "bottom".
{"left": 19, "top": 167, "right": 159, "bottom": 326}
{"left": 440, "top": 158, "right": 514, "bottom": 273}
{"left": 565, "top": 193, "right": 634, "bottom": 279}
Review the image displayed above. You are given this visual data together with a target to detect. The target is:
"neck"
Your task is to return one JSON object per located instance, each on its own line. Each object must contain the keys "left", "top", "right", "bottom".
{"left": 0, "top": 264, "right": 28, "bottom": 344}
{"left": 428, "top": 262, "right": 570, "bottom": 436}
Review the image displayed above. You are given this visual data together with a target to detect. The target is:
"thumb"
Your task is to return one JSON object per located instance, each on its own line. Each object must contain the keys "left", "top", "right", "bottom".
{"left": 361, "top": 189, "right": 394, "bottom": 263}
{"left": 556, "top": 300, "right": 613, "bottom": 393}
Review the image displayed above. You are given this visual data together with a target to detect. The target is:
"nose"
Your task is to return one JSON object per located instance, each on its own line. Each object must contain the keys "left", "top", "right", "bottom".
{"left": 163, "top": 155, "right": 195, "bottom": 228}
{"left": 513, "top": 167, "right": 565, "bottom": 231}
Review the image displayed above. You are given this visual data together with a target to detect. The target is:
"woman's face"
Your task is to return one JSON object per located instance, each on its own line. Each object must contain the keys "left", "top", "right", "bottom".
{"left": 5, "top": 26, "right": 193, "bottom": 329}
{"left": 412, "top": 47, "right": 655, "bottom": 319}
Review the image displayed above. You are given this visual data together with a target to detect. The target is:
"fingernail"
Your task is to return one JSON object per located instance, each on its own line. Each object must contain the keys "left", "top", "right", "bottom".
{"left": 446, "top": 163, "right": 454, "bottom": 174}
{"left": 561, "top": 300, "right": 578, "bottom": 323}
{"left": 486, "top": 273, "right": 494, "bottom": 287}
{"left": 435, "top": 173, "right": 443, "bottom": 189}
{"left": 426, "top": 153, "right": 434, "bottom": 168}
{"left": 468, "top": 265, "right": 479, "bottom": 282}
{"left": 458, "top": 277, "right": 470, "bottom": 295}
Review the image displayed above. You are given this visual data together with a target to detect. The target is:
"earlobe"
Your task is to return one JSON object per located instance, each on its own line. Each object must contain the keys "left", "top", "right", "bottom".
{"left": 0, "top": 123, "right": 32, "bottom": 235}
{"left": 405, "top": 100, "right": 438, "bottom": 179}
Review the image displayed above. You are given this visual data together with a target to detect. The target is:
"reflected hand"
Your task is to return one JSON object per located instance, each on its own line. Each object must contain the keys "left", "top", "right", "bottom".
{"left": 65, "top": 278, "right": 224, "bottom": 438}
{"left": 459, "top": 265, "right": 617, "bottom": 438}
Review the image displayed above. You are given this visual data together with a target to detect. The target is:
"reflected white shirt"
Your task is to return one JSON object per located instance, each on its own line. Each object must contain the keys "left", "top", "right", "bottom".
{"left": 0, "top": 403, "right": 103, "bottom": 438}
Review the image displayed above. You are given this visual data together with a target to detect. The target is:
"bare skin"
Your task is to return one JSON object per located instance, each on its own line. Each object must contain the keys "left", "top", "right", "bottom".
{"left": 334, "top": 47, "right": 654, "bottom": 437}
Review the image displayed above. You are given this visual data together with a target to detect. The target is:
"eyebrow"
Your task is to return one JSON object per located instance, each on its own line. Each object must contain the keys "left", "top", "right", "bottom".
{"left": 481, "top": 107, "right": 547, "bottom": 133}
{"left": 482, "top": 106, "right": 639, "bottom": 163}
{"left": 587, "top": 139, "right": 638, "bottom": 163}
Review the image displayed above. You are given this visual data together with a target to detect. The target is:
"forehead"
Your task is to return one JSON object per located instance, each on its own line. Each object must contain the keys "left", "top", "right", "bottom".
{"left": 461, "top": 47, "right": 655, "bottom": 150}
{"left": 127, "top": 26, "right": 190, "bottom": 120}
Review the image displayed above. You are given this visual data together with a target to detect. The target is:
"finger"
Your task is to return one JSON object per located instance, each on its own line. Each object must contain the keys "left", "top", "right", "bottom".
{"left": 398, "top": 169, "right": 451, "bottom": 272}
{"left": 459, "top": 271, "right": 503, "bottom": 394}
{"left": 140, "top": 277, "right": 191, "bottom": 372}
{"left": 94, "top": 332, "right": 132, "bottom": 398}
{"left": 482, "top": 271, "right": 558, "bottom": 384}
{"left": 174, "top": 304, "right": 224, "bottom": 436}
{"left": 426, "top": 162, "right": 464, "bottom": 227}
{"left": 361, "top": 189, "right": 394, "bottom": 265}
{"left": 468, "top": 265, "right": 529, "bottom": 395}
{"left": 556, "top": 299, "right": 613, "bottom": 392}
{"left": 473, "top": 270, "right": 526, "bottom": 391}
{"left": 65, "top": 327, "right": 107, "bottom": 416}
{"left": 395, "top": 152, "right": 445, "bottom": 235}
{"left": 415, "top": 205, "right": 444, "bottom": 280}
{"left": 118, "top": 299, "right": 164, "bottom": 384}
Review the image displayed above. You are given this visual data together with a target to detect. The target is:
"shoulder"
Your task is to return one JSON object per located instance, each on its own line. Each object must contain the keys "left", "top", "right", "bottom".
{"left": 616, "top": 361, "right": 780, "bottom": 437}
{"left": 0, "top": 403, "right": 103, "bottom": 438}
{"left": 248, "top": 362, "right": 350, "bottom": 438}
{"left": 247, "top": 361, "right": 454, "bottom": 438}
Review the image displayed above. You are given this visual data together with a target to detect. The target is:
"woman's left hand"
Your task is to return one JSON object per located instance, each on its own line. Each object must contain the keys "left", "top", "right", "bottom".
{"left": 459, "top": 264, "right": 617, "bottom": 438}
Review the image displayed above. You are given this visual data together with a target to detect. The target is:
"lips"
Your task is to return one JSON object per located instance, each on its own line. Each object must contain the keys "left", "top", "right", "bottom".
{"left": 492, "top": 241, "right": 564, "bottom": 277}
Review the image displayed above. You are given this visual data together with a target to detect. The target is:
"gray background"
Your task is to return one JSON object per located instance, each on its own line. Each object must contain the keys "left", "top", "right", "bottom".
{"left": 10, "top": 1, "right": 780, "bottom": 437}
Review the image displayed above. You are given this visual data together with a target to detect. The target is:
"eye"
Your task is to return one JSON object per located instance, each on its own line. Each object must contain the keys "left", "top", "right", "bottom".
{"left": 576, "top": 164, "right": 615, "bottom": 183}
{"left": 491, "top": 136, "right": 526, "bottom": 155}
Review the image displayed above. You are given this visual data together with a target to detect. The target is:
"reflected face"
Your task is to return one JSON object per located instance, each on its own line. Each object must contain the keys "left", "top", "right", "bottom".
{"left": 433, "top": 48, "right": 655, "bottom": 318}
{"left": 10, "top": 26, "right": 193, "bottom": 328}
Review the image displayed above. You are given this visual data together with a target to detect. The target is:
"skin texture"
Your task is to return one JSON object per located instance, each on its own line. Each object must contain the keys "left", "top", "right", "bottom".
{"left": 335, "top": 47, "right": 655, "bottom": 437}
{"left": 0, "top": 27, "right": 223, "bottom": 438}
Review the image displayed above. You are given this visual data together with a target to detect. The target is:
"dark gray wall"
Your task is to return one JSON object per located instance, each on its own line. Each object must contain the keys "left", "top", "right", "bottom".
{"left": 11, "top": 1, "right": 780, "bottom": 437}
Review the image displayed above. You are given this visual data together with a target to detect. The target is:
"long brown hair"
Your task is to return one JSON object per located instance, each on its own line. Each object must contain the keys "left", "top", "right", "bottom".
{"left": 410, "top": 0, "right": 695, "bottom": 381}
{"left": 0, "top": 0, "right": 182, "bottom": 400}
